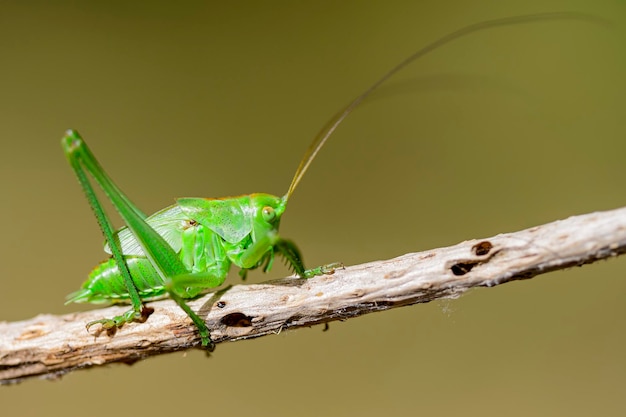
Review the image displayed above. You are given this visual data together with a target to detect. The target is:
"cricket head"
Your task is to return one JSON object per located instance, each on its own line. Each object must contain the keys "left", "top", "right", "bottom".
{"left": 250, "top": 193, "right": 288, "bottom": 235}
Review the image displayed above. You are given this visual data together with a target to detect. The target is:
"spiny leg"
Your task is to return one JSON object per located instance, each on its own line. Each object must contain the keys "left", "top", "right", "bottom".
{"left": 274, "top": 239, "right": 342, "bottom": 278}
{"left": 62, "top": 130, "right": 149, "bottom": 330}
{"left": 62, "top": 130, "right": 214, "bottom": 349}
{"left": 236, "top": 232, "right": 340, "bottom": 278}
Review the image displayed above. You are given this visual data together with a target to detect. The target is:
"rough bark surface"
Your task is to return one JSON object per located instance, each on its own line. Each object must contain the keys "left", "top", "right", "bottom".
{"left": 2, "top": 206, "right": 626, "bottom": 384}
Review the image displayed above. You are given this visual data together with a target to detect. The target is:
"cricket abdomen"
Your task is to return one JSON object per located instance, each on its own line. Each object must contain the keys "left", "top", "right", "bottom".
{"left": 66, "top": 256, "right": 167, "bottom": 304}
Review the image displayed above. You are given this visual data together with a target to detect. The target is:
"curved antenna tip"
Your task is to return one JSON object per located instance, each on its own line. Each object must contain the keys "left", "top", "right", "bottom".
{"left": 285, "top": 11, "right": 606, "bottom": 201}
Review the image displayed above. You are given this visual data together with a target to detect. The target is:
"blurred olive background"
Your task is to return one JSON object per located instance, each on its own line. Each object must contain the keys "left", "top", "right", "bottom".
{"left": 1, "top": 0, "right": 626, "bottom": 415}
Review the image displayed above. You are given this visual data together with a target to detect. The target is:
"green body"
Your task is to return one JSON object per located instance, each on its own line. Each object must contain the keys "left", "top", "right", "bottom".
{"left": 67, "top": 194, "right": 293, "bottom": 304}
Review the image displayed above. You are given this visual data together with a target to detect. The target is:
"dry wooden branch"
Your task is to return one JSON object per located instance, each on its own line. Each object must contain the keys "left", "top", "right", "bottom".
{"left": 2, "top": 206, "right": 626, "bottom": 384}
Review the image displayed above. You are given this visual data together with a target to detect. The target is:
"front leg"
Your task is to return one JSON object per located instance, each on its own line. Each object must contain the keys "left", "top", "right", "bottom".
{"left": 274, "top": 239, "right": 342, "bottom": 278}
{"left": 236, "top": 231, "right": 339, "bottom": 278}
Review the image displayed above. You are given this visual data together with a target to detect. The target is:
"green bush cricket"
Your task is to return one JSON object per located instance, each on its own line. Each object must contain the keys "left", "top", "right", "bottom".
{"left": 63, "top": 13, "right": 592, "bottom": 350}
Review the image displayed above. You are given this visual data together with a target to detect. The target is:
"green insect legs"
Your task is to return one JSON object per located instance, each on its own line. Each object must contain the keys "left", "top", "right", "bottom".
{"left": 62, "top": 131, "right": 149, "bottom": 328}
{"left": 62, "top": 130, "right": 215, "bottom": 349}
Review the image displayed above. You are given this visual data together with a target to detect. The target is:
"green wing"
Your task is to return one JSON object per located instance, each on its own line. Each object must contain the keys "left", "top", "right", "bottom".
{"left": 177, "top": 197, "right": 252, "bottom": 244}
{"left": 104, "top": 205, "right": 187, "bottom": 256}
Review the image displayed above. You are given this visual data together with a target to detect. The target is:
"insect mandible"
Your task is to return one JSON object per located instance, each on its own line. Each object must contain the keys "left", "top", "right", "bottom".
{"left": 63, "top": 12, "right": 590, "bottom": 350}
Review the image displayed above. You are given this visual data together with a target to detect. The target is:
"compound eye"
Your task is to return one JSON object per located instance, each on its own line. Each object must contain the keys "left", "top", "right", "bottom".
{"left": 262, "top": 206, "right": 276, "bottom": 222}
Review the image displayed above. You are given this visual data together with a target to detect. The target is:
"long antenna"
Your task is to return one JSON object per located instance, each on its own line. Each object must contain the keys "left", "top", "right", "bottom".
{"left": 284, "top": 12, "right": 602, "bottom": 201}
